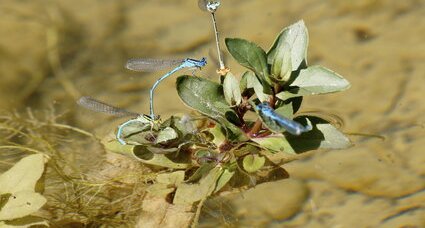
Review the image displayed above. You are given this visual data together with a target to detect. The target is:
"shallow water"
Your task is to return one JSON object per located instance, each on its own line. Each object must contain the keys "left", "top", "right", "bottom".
{"left": 0, "top": 0, "right": 424, "bottom": 227}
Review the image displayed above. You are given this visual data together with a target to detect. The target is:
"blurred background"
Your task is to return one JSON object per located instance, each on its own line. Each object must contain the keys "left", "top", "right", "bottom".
{"left": 0, "top": 0, "right": 424, "bottom": 227}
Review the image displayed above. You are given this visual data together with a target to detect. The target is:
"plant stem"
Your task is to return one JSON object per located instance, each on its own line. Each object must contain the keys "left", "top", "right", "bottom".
{"left": 248, "top": 119, "right": 263, "bottom": 136}
{"left": 210, "top": 12, "right": 225, "bottom": 70}
{"left": 270, "top": 84, "right": 281, "bottom": 108}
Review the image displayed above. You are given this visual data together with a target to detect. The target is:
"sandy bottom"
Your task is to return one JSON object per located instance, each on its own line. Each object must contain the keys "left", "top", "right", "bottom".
{"left": 0, "top": 0, "right": 424, "bottom": 227}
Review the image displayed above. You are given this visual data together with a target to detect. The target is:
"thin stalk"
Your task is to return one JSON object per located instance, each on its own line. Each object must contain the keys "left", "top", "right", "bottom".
{"left": 211, "top": 12, "right": 225, "bottom": 70}
{"left": 248, "top": 119, "right": 263, "bottom": 136}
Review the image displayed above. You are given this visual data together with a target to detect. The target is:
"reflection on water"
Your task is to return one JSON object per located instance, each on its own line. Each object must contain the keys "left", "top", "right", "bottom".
{"left": 0, "top": 0, "right": 424, "bottom": 227}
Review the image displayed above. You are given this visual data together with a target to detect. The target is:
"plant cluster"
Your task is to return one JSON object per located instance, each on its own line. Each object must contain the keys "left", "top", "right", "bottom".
{"left": 104, "top": 20, "right": 351, "bottom": 206}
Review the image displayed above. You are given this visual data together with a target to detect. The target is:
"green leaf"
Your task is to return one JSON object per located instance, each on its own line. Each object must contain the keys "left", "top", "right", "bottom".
{"left": 173, "top": 167, "right": 223, "bottom": 206}
{"left": 186, "top": 162, "right": 216, "bottom": 182}
{"left": 253, "top": 116, "right": 352, "bottom": 154}
{"left": 289, "top": 66, "right": 350, "bottom": 95}
{"left": 103, "top": 140, "right": 136, "bottom": 157}
{"left": 225, "top": 38, "right": 272, "bottom": 86}
{"left": 132, "top": 146, "right": 190, "bottom": 169}
{"left": 168, "top": 115, "right": 196, "bottom": 135}
{"left": 228, "top": 169, "right": 254, "bottom": 188}
{"left": 314, "top": 122, "right": 351, "bottom": 148}
{"left": 223, "top": 72, "right": 242, "bottom": 106}
{"left": 287, "top": 116, "right": 352, "bottom": 151}
{"left": 239, "top": 71, "right": 249, "bottom": 93}
{"left": 232, "top": 143, "right": 261, "bottom": 157}
{"left": 239, "top": 71, "right": 256, "bottom": 98}
{"left": 245, "top": 71, "right": 269, "bottom": 102}
{"left": 176, "top": 76, "right": 247, "bottom": 141}
{"left": 176, "top": 76, "right": 233, "bottom": 120}
{"left": 251, "top": 135, "right": 295, "bottom": 154}
{"left": 268, "top": 20, "right": 309, "bottom": 71}
{"left": 214, "top": 168, "right": 235, "bottom": 193}
{"left": 155, "top": 127, "right": 178, "bottom": 144}
{"left": 242, "top": 154, "right": 266, "bottom": 173}
{"left": 0, "top": 154, "right": 46, "bottom": 195}
{"left": 118, "top": 119, "right": 153, "bottom": 145}
{"left": 275, "top": 91, "right": 301, "bottom": 101}
{"left": 271, "top": 41, "right": 292, "bottom": 83}
{"left": 274, "top": 104, "right": 294, "bottom": 119}
{"left": 208, "top": 124, "right": 226, "bottom": 147}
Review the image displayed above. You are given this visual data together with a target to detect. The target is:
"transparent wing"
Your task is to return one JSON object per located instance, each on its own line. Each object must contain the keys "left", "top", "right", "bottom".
{"left": 198, "top": 0, "right": 221, "bottom": 12}
{"left": 198, "top": 0, "right": 209, "bottom": 11}
{"left": 125, "top": 58, "right": 184, "bottom": 72}
{"left": 77, "top": 96, "right": 139, "bottom": 117}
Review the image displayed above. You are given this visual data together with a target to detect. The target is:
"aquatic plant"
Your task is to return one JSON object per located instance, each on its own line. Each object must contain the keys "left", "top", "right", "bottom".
{"left": 0, "top": 109, "right": 151, "bottom": 227}
{"left": 103, "top": 19, "right": 351, "bottom": 227}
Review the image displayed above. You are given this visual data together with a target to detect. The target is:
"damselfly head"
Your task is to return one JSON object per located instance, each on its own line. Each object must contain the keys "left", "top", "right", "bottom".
{"left": 198, "top": 0, "right": 221, "bottom": 13}
{"left": 256, "top": 102, "right": 272, "bottom": 111}
{"left": 200, "top": 57, "right": 207, "bottom": 66}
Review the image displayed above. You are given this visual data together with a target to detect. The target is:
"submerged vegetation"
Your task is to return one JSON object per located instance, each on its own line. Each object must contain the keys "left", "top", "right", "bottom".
{"left": 0, "top": 1, "right": 351, "bottom": 227}
{"left": 0, "top": 109, "right": 152, "bottom": 226}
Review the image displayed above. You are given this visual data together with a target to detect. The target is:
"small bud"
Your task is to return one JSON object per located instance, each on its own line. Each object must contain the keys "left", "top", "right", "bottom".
{"left": 271, "top": 41, "right": 292, "bottom": 83}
